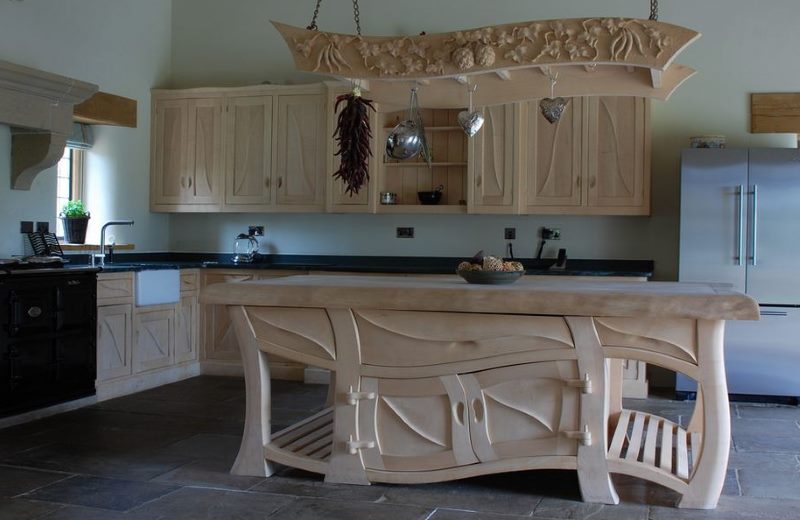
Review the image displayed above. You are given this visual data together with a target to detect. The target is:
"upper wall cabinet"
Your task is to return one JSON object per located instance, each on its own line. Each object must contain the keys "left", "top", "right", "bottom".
{"left": 468, "top": 104, "right": 518, "bottom": 214}
{"left": 585, "top": 97, "right": 650, "bottom": 215}
{"left": 521, "top": 98, "right": 583, "bottom": 212}
{"left": 224, "top": 95, "right": 274, "bottom": 209}
{"left": 151, "top": 84, "right": 326, "bottom": 213}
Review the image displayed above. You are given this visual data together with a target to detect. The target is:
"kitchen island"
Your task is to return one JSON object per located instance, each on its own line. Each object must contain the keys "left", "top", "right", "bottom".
{"left": 201, "top": 275, "right": 758, "bottom": 509}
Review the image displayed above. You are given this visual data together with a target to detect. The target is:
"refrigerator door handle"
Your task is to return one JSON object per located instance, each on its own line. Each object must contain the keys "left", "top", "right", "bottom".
{"left": 736, "top": 185, "right": 745, "bottom": 266}
{"left": 760, "top": 310, "right": 789, "bottom": 317}
{"left": 750, "top": 184, "right": 758, "bottom": 266}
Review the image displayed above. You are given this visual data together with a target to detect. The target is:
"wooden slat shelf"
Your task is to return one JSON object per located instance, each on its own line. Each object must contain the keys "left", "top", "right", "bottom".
{"left": 607, "top": 409, "right": 701, "bottom": 486}
{"left": 265, "top": 407, "right": 334, "bottom": 475}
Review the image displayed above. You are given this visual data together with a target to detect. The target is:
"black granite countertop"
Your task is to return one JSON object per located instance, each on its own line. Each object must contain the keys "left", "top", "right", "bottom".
{"left": 62, "top": 253, "right": 654, "bottom": 278}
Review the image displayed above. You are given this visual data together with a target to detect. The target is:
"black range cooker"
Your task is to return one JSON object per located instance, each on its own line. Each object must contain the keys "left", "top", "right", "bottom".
{"left": 0, "top": 264, "right": 100, "bottom": 417}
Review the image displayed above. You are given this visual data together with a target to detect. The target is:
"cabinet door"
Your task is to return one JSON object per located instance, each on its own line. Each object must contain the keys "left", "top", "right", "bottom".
{"left": 358, "top": 375, "right": 478, "bottom": 471}
{"left": 523, "top": 98, "right": 583, "bottom": 209}
{"left": 97, "top": 304, "right": 133, "bottom": 381}
{"left": 175, "top": 295, "right": 198, "bottom": 364}
{"left": 151, "top": 98, "right": 189, "bottom": 205}
{"left": 133, "top": 307, "right": 174, "bottom": 373}
{"left": 469, "top": 104, "right": 517, "bottom": 213}
{"left": 460, "top": 361, "right": 581, "bottom": 461}
{"left": 586, "top": 97, "right": 650, "bottom": 213}
{"left": 274, "top": 94, "right": 325, "bottom": 209}
{"left": 225, "top": 96, "right": 273, "bottom": 207}
{"left": 186, "top": 98, "right": 224, "bottom": 205}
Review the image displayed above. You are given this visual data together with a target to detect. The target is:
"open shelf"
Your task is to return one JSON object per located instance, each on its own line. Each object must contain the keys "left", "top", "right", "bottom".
{"left": 265, "top": 407, "right": 333, "bottom": 475}
{"left": 607, "top": 409, "right": 701, "bottom": 489}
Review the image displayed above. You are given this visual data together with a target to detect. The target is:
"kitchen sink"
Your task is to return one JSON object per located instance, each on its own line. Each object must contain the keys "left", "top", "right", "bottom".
{"left": 135, "top": 269, "right": 180, "bottom": 306}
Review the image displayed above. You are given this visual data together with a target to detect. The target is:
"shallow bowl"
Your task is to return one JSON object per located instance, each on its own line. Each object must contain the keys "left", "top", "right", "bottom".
{"left": 457, "top": 269, "right": 524, "bottom": 285}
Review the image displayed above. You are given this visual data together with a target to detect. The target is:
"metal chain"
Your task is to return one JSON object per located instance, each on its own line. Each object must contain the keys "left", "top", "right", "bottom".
{"left": 307, "top": 0, "right": 361, "bottom": 35}
{"left": 352, "top": 0, "right": 361, "bottom": 35}
{"left": 306, "top": 0, "right": 322, "bottom": 30}
{"left": 649, "top": 0, "right": 658, "bottom": 21}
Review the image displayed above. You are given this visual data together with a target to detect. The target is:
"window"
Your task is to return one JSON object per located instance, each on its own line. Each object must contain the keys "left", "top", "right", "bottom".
{"left": 55, "top": 147, "right": 85, "bottom": 238}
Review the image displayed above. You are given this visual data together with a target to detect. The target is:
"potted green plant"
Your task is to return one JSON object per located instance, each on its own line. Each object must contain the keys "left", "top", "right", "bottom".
{"left": 59, "top": 200, "right": 90, "bottom": 244}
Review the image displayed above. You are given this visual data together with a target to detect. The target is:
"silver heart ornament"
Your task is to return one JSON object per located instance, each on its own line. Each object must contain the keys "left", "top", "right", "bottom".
{"left": 457, "top": 110, "right": 484, "bottom": 137}
{"left": 539, "top": 97, "right": 568, "bottom": 124}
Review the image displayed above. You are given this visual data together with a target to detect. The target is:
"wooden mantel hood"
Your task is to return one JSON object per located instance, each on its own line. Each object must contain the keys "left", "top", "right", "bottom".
{"left": 0, "top": 59, "right": 98, "bottom": 190}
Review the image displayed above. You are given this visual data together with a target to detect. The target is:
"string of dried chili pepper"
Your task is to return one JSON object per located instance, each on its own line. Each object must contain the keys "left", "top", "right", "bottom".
{"left": 332, "top": 90, "right": 375, "bottom": 195}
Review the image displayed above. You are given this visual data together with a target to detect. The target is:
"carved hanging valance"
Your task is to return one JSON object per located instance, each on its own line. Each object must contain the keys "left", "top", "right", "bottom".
{"left": 272, "top": 18, "right": 700, "bottom": 107}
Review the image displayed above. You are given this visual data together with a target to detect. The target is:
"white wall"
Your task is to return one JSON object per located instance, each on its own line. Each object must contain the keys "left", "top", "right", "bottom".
{"left": 0, "top": 0, "right": 172, "bottom": 256}
{"left": 168, "top": 0, "right": 799, "bottom": 279}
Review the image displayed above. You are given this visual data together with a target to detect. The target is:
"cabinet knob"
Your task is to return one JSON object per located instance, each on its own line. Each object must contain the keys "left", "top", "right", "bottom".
{"left": 277, "top": 177, "right": 283, "bottom": 188}
{"left": 476, "top": 175, "right": 482, "bottom": 187}
{"left": 27, "top": 306, "right": 42, "bottom": 318}
{"left": 187, "top": 177, "right": 193, "bottom": 189}
{"left": 589, "top": 176, "right": 596, "bottom": 189}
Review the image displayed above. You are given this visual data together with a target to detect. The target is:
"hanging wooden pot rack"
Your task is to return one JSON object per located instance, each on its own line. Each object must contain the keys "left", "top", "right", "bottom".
{"left": 272, "top": 16, "right": 700, "bottom": 108}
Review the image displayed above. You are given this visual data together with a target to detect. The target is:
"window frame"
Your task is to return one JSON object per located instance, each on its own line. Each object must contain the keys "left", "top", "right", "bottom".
{"left": 55, "top": 147, "right": 86, "bottom": 238}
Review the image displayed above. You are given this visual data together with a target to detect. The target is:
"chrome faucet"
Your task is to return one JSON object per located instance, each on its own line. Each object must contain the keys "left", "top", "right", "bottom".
{"left": 92, "top": 220, "right": 134, "bottom": 266}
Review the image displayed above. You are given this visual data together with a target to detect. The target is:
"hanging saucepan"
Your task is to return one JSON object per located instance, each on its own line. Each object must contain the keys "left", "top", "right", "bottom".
{"left": 386, "top": 87, "right": 430, "bottom": 164}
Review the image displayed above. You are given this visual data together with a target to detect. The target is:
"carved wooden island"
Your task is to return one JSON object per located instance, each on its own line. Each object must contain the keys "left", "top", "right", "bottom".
{"left": 201, "top": 275, "right": 758, "bottom": 509}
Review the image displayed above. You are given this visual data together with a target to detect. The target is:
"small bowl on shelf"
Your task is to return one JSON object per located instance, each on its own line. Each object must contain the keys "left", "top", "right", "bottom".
{"left": 418, "top": 185, "right": 444, "bottom": 205}
{"left": 457, "top": 269, "right": 524, "bottom": 285}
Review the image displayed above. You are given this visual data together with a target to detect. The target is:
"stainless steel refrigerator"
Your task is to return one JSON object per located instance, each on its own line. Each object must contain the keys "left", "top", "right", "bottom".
{"left": 678, "top": 148, "right": 800, "bottom": 397}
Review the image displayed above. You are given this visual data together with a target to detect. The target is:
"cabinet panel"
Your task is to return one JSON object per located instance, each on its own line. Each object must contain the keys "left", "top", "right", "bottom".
{"left": 175, "top": 295, "right": 198, "bottom": 364}
{"left": 152, "top": 99, "right": 188, "bottom": 204}
{"left": 225, "top": 96, "right": 273, "bottom": 206}
{"left": 586, "top": 97, "right": 649, "bottom": 211}
{"left": 133, "top": 307, "right": 174, "bottom": 373}
{"left": 470, "top": 104, "right": 516, "bottom": 212}
{"left": 203, "top": 273, "right": 256, "bottom": 361}
{"left": 187, "top": 98, "right": 223, "bottom": 205}
{"left": 359, "top": 375, "right": 478, "bottom": 471}
{"left": 97, "top": 304, "right": 133, "bottom": 381}
{"left": 461, "top": 361, "right": 581, "bottom": 461}
{"left": 274, "top": 95, "right": 325, "bottom": 208}
{"left": 524, "top": 98, "right": 582, "bottom": 208}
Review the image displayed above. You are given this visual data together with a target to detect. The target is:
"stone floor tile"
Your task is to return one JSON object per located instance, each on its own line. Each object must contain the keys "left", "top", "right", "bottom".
{"left": 1, "top": 442, "right": 192, "bottom": 481}
{"left": 38, "top": 504, "right": 128, "bottom": 519}
{"left": 250, "top": 468, "right": 388, "bottom": 501}
{"left": 732, "top": 418, "right": 800, "bottom": 452}
{"left": 151, "top": 458, "right": 265, "bottom": 491}
{"left": 0, "top": 465, "right": 70, "bottom": 498}
{"left": 729, "top": 451, "right": 800, "bottom": 499}
{"left": 0, "top": 498, "right": 63, "bottom": 520}
{"left": 267, "top": 497, "right": 432, "bottom": 520}
{"left": 25, "top": 475, "right": 179, "bottom": 512}
{"left": 430, "top": 509, "right": 539, "bottom": 519}
{"left": 158, "top": 433, "right": 243, "bottom": 464}
{"left": 532, "top": 497, "right": 648, "bottom": 519}
{"left": 125, "top": 487, "right": 293, "bottom": 519}
{"left": 735, "top": 403, "right": 800, "bottom": 421}
{"left": 379, "top": 471, "right": 551, "bottom": 516}
{"left": 649, "top": 495, "right": 800, "bottom": 519}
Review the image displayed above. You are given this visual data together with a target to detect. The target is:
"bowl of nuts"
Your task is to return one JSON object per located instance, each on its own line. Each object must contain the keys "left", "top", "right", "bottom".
{"left": 457, "top": 251, "right": 525, "bottom": 285}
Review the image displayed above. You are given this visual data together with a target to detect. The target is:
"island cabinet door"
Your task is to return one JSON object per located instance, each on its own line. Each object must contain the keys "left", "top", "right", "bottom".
{"left": 358, "top": 375, "right": 478, "bottom": 472}
{"left": 459, "top": 361, "right": 582, "bottom": 462}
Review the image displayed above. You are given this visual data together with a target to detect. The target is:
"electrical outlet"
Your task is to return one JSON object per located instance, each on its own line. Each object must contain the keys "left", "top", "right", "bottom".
{"left": 20, "top": 221, "right": 33, "bottom": 233}
{"left": 248, "top": 225, "right": 265, "bottom": 236}
{"left": 541, "top": 227, "right": 561, "bottom": 240}
{"left": 396, "top": 227, "right": 414, "bottom": 238}
{"left": 36, "top": 221, "right": 49, "bottom": 233}
{"left": 504, "top": 227, "right": 516, "bottom": 240}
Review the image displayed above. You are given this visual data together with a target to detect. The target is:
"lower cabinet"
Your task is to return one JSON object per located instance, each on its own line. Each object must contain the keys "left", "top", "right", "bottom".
{"left": 96, "top": 270, "right": 199, "bottom": 397}
{"left": 97, "top": 304, "right": 133, "bottom": 382}
{"left": 133, "top": 306, "right": 174, "bottom": 373}
{"left": 358, "top": 360, "right": 582, "bottom": 472}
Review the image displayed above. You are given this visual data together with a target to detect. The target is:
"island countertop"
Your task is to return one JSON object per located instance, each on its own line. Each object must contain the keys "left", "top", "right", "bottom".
{"left": 201, "top": 274, "right": 759, "bottom": 321}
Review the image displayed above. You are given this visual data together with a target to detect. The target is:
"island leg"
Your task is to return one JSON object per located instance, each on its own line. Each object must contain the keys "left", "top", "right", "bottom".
{"left": 567, "top": 317, "right": 620, "bottom": 505}
{"left": 229, "top": 305, "right": 275, "bottom": 477}
{"left": 678, "top": 320, "right": 730, "bottom": 509}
